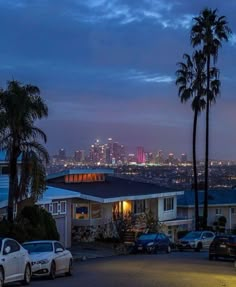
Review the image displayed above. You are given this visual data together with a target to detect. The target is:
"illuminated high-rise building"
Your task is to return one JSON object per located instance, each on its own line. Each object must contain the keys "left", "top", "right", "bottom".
{"left": 168, "top": 153, "right": 175, "bottom": 164}
{"left": 58, "top": 148, "right": 66, "bottom": 160}
{"left": 74, "top": 150, "right": 85, "bottom": 162}
{"left": 156, "top": 150, "right": 164, "bottom": 164}
{"left": 136, "top": 146, "right": 145, "bottom": 164}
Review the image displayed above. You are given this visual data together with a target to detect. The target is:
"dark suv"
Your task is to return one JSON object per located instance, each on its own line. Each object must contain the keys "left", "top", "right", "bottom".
{"left": 209, "top": 235, "right": 236, "bottom": 260}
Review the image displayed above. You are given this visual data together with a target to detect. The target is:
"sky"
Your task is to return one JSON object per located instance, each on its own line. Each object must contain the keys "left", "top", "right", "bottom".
{"left": 0, "top": 0, "right": 236, "bottom": 160}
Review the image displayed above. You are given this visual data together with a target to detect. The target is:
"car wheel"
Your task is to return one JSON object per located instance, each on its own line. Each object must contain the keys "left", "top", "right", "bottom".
{"left": 65, "top": 259, "right": 72, "bottom": 276}
{"left": 0, "top": 267, "right": 4, "bottom": 287}
{"left": 49, "top": 261, "right": 56, "bottom": 280}
{"left": 166, "top": 245, "right": 171, "bottom": 254}
{"left": 194, "top": 243, "right": 202, "bottom": 252}
{"left": 21, "top": 264, "right": 31, "bottom": 285}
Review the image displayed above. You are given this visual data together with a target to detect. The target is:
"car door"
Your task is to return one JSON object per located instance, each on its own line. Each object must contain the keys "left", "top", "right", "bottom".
{"left": 157, "top": 234, "right": 166, "bottom": 250}
{"left": 54, "top": 242, "right": 66, "bottom": 273}
{"left": 202, "top": 232, "right": 215, "bottom": 248}
{"left": 2, "top": 239, "right": 20, "bottom": 282}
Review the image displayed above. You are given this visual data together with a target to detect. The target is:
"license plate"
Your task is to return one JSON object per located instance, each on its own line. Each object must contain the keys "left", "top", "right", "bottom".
{"left": 220, "top": 244, "right": 226, "bottom": 248}
{"left": 138, "top": 247, "right": 143, "bottom": 250}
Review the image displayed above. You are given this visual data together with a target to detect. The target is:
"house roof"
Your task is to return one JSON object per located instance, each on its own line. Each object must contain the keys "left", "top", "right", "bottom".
{"left": 46, "top": 168, "right": 114, "bottom": 180}
{"left": 47, "top": 175, "right": 184, "bottom": 203}
{"left": 0, "top": 151, "right": 22, "bottom": 163}
{"left": 37, "top": 186, "right": 81, "bottom": 204}
{"left": 178, "top": 189, "right": 236, "bottom": 207}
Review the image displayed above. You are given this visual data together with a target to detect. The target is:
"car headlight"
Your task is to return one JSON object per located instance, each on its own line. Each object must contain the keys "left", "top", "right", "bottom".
{"left": 147, "top": 242, "right": 154, "bottom": 246}
{"left": 32, "top": 259, "right": 50, "bottom": 265}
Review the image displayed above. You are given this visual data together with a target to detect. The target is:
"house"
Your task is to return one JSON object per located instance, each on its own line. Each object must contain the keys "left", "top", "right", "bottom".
{"left": 177, "top": 189, "right": 236, "bottom": 231}
{"left": 41, "top": 169, "right": 191, "bottom": 247}
{"left": 0, "top": 152, "right": 192, "bottom": 247}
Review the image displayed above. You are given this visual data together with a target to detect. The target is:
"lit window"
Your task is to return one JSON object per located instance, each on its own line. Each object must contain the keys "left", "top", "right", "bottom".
{"left": 74, "top": 203, "right": 89, "bottom": 219}
{"left": 164, "top": 197, "right": 174, "bottom": 211}
{"left": 91, "top": 203, "right": 102, "bottom": 219}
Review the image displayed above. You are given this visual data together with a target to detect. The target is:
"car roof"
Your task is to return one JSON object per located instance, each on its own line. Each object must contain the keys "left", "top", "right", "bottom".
{"left": 22, "top": 240, "right": 58, "bottom": 244}
{"left": 215, "top": 234, "right": 236, "bottom": 238}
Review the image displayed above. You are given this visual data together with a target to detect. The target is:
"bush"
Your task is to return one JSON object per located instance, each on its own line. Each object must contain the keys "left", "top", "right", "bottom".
{"left": 0, "top": 205, "right": 59, "bottom": 242}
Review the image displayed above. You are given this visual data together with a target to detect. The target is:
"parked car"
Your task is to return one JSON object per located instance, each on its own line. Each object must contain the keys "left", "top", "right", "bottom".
{"left": 209, "top": 235, "right": 236, "bottom": 260}
{"left": 133, "top": 233, "right": 171, "bottom": 254}
{"left": 0, "top": 237, "right": 31, "bottom": 287}
{"left": 176, "top": 231, "right": 215, "bottom": 251}
{"left": 22, "top": 240, "right": 73, "bottom": 279}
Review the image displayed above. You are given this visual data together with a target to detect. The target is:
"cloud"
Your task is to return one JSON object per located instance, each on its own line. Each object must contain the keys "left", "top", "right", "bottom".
{"left": 67, "top": 0, "right": 193, "bottom": 30}
{"left": 126, "top": 69, "right": 174, "bottom": 84}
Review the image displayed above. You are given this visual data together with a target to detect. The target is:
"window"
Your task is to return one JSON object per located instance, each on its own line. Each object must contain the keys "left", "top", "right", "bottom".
{"left": 231, "top": 208, "right": 236, "bottom": 214}
{"left": 54, "top": 242, "right": 64, "bottom": 251}
{"left": 52, "top": 202, "right": 58, "bottom": 215}
{"left": 134, "top": 200, "right": 146, "bottom": 214}
{"left": 3, "top": 240, "right": 20, "bottom": 254}
{"left": 60, "top": 201, "right": 66, "bottom": 214}
{"left": 204, "top": 232, "right": 215, "bottom": 238}
{"left": 74, "top": 203, "right": 89, "bottom": 219}
{"left": 216, "top": 208, "right": 222, "bottom": 215}
{"left": 164, "top": 197, "right": 174, "bottom": 211}
{"left": 91, "top": 203, "right": 102, "bottom": 219}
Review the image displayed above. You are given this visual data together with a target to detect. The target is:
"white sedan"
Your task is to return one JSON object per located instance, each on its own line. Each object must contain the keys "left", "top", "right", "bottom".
{"left": 0, "top": 237, "right": 31, "bottom": 287}
{"left": 22, "top": 240, "right": 73, "bottom": 279}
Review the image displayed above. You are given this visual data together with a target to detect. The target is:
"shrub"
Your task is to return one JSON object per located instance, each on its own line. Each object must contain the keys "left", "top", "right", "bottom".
{"left": 0, "top": 205, "right": 59, "bottom": 242}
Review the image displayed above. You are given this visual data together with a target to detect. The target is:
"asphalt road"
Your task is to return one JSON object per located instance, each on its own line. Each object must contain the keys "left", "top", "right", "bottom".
{"left": 31, "top": 251, "right": 236, "bottom": 287}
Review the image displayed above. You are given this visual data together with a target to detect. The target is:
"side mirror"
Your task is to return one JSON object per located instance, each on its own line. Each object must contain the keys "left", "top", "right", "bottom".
{"left": 4, "top": 246, "right": 11, "bottom": 255}
{"left": 55, "top": 247, "right": 63, "bottom": 253}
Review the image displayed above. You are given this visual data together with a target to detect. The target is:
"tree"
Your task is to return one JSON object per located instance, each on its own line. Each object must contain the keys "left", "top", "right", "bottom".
{"left": 0, "top": 80, "right": 48, "bottom": 222}
{"left": 176, "top": 51, "right": 207, "bottom": 230}
{"left": 191, "top": 8, "right": 231, "bottom": 228}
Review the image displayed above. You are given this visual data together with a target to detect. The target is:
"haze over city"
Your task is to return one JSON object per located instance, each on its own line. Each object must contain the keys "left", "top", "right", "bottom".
{"left": 0, "top": 0, "right": 236, "bottom": 159}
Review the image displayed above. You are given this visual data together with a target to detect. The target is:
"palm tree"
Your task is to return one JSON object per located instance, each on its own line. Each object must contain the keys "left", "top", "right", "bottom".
{"left": 191, "top": 8, "right": 231, "bottom": 228}
{"left": 0, "top": 80, "right": 48, "bottom": 222}
{"left": 176, "top": 51, "right": 207, "bottom": 230}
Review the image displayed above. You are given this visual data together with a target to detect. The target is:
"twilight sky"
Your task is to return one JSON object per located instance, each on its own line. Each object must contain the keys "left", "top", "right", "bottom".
{"left": 0, "top": 0, "right": 236, "bottom": 159}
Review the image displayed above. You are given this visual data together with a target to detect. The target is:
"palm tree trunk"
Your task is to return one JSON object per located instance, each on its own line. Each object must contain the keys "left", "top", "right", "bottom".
{"left": 204, "top": 54, "right": 211, "bottom": 229}
{"left": 8, "top": 146, "right": 18, "bottom": 222}
{"left": 193, "top": 109, "right": 199, "bottom": 230}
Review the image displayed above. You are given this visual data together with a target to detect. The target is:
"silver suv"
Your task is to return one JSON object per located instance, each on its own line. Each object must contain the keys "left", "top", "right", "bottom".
{"left": 176, "top": 231, "right": 215, "bottom": 251}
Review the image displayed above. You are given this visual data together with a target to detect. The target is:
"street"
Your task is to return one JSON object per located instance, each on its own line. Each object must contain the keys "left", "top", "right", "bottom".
{"left": 31, "top": 251, "right": 236, "bottom": 287}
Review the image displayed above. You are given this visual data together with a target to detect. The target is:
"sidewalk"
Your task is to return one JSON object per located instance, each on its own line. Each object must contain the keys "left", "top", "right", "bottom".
{"left": 69, "top": 241, "right": 119, "bottom": 261}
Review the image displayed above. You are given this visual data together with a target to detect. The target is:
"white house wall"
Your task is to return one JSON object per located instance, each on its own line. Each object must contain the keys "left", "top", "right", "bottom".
{"left": 178, "top": 205, "right": 236, "bottom": 231}
{"left": 158, "top": 197, "right": 177, "bottom": 221}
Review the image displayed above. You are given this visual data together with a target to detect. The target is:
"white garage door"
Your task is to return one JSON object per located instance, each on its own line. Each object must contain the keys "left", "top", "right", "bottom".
{"left": 55, "top": 216, "right": 66, "bottom": 246}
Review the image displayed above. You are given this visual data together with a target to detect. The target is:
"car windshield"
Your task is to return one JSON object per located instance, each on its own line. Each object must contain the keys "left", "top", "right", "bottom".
{"left": 139, "top": 234, "right": 156, "bottom": 241}
{"left": 183, "top": 232, "right": 202, "bottom": 239}
{"left": 23, "top": 242, "right": 53, "bottom": 253}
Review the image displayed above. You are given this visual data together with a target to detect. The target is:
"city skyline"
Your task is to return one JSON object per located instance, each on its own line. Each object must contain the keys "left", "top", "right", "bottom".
{"left": 0, "top": 1, "right": 236, "bottom": 159}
